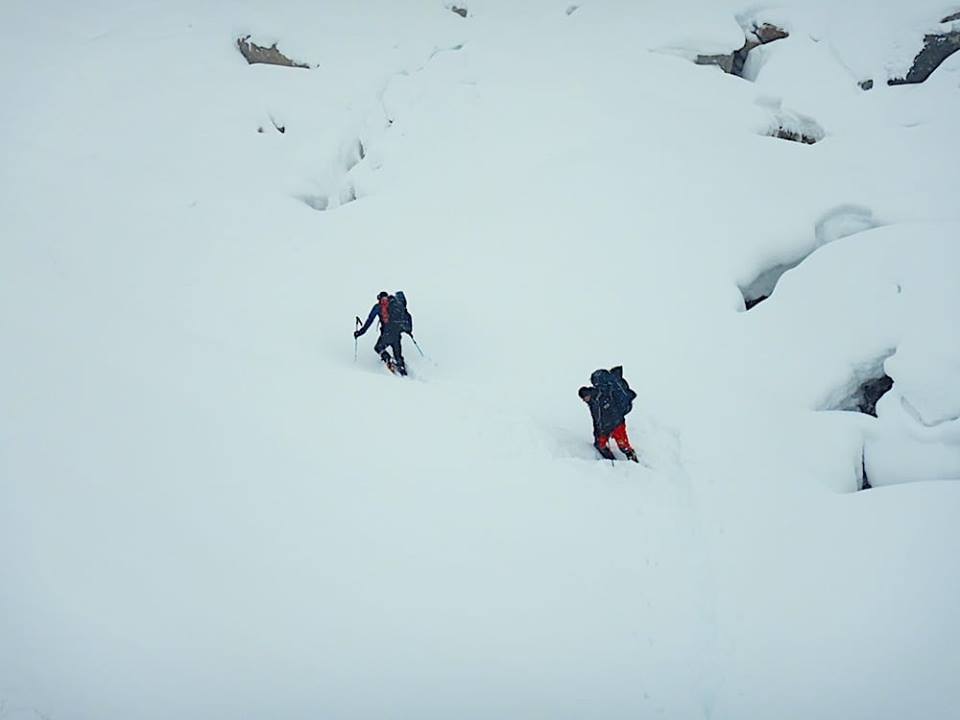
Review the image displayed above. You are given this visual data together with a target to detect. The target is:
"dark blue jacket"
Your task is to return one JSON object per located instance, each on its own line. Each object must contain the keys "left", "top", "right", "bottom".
{"left": 586, "top": 367, "right": 636, "bottom": 437}
{"left": 355, "top": 303, "right": 382, "bottom": 337}
{"left": 356, "top": 298, "right": 413, "bottom": 337}
{"left": 586, "top": 386, "right": 626, "bottom": 437}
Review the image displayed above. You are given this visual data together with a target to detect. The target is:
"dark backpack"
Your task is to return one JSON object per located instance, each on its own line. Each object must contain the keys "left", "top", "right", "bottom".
{"left": 590, "top": 366, "right": 636, "bottom": 416}
{"left": 393, "top": 291, "right": 413, "bottom": 334}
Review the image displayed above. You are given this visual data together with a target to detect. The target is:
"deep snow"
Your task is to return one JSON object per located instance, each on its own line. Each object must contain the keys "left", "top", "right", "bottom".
{"left": 2, "top": 1, "right": 959, "bottom": 718}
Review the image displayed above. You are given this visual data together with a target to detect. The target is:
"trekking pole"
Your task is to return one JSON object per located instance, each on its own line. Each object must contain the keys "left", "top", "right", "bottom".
{"left": 354, "top": 316, "right": 361, "bottom": 362}
{"left": 410, "top": 335, "right": 425, "bottom": 357}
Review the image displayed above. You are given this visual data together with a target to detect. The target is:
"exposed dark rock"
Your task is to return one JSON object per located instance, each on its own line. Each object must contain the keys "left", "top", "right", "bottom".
{"left": 859, "top": 78, "right": 874, "bottom": 90}
{"left": 753, "top": 23, "right": 788, "bottom": 44}
{"left": 237, "top": 35, "right": 310, "bottom": 68}
{"left": 695, "top": 22, "right": 788, "bottom": 78}
{"left": 740, "top": 261, "right": 795, "bottom": 310}
{"left": 820, "top": 352, "right": 895, "bottom": 419}
{"left": 860, "top": 451, "right": 872, "bottom": 490}
{"left": 731, "top": 46, "right": 752, "bottom": 76}
{"left": 449, "top": 5, "right": 468, "bottom": 18}
{"left": 695, "top": 53, "right": 735, "bottom": 74}
{"left": 258, "top": 120, "right": 285, "bottom": 134}
{"left": 762, "top": 102, "right": 825, "bottom": 144}
{"left": 566, "top": 5, "right": 579, "bottom": 16}
{"left": 855, "top": 375, "right": 894, "bottom": 417}
{"left": 943, "top": 11, "right": 960, "bottom": 23}
{"left": 888, "top": 29, "right": 960, "bottom": 85}
{"left": 772, "top": 126, "right": 818, "bottom": 144}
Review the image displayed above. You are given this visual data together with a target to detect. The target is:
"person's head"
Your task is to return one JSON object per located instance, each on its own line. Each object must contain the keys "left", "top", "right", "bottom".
{"left": 377, "top": 291, "right": 389, "bottom": 301}
{"left": 578, "top": 386, "right": 593, "bottom": 403}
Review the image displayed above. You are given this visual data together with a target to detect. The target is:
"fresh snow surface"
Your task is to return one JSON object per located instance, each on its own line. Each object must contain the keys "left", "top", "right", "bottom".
{"left": 2, "top": 1, "right": 959, "bottom": 718}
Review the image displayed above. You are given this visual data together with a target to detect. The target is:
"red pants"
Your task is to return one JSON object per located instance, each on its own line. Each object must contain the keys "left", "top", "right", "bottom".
{"left": 596, "top": 423, "right": 633, "bottom": 452}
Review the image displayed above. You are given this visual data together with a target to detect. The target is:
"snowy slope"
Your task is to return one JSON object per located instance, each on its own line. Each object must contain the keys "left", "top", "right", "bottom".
{"left": 2, "top": 1, "right": 960, "bottom": 718}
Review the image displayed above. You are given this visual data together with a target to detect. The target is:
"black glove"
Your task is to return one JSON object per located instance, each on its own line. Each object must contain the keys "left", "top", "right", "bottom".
{"left": 353, "top": 330, "right": 361, "bottom": 338}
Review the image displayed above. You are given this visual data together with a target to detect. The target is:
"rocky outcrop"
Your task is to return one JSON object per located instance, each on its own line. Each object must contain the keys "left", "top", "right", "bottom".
{"left": 448, "top": 5, "right": 468, "bottom": 18}
{"left": 854, "top": 375, "right": 894, "bottom": 417}
{"left": 237, "top": 36, "right": 310, "bottom": 68}
{"left": 752, "top": 23, "right": 789, "bottom": 45}
{"left": 888, "top": 28, "right": 960, "bottom": 85}
{"left": 772, "top": 127, "right": 818, "bottom": 144}
{"left": 761, "top": 99, "right": 825, "bottom": 144}
{"left": 822, "top": 352, "right": 895, "bottom": 417}
{"left": 943, "top": 11, "right": 960, "bottom": 23}
{"left": 696, "top": 22, "right": 788, "bottom": 77}
{"left": 696, "top": 52, "right": 737, "bottom": 74}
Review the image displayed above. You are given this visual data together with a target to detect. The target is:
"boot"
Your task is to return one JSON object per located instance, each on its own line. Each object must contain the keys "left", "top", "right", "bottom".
{"left": 380, "top": 352, "right": 396, "bottom": 373}
{"left": 597, "top": 445, "right": 616, "bottom": 461}
{"left": 624, "top": 449, "right": 640, "bottom": 463}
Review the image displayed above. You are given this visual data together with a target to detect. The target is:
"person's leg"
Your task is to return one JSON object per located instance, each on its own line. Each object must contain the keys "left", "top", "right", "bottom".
{"left": 374, "top": 334, "right": 393, "bottom": 366}
{"left": 594, "top": 433, "right": 615, "bottom": 460}
{"left": 611, "top": 423, "right": 638, "bottom": 462}
{"left": 391, "top": 335, "right": 406, "bottom": 375}
{"left": 610, "top": 424, "right": 633, "bottom": 452}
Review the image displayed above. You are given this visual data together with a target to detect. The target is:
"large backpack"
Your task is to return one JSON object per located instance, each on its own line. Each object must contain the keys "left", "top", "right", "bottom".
{"left": 590, "top": 366, "right": 636, "bottom": 416}
{"left": 393, "top": 291, "right": 413, "bottom": 334}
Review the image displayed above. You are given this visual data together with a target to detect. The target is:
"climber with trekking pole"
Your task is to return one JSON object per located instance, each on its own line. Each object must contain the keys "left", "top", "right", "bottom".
{"left": 354, "top": 290, "right": 415, "bottom": 376}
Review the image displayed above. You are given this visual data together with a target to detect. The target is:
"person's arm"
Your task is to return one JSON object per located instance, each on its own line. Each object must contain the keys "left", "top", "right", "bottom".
{"left": 405, "top": 312, "right": 414, "bottom": 336}
{"left": 589, "top": 398, "right": 603, "bottom": 438}
{"left": 355, "top": 304, "right": 379, "bottom": 337}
